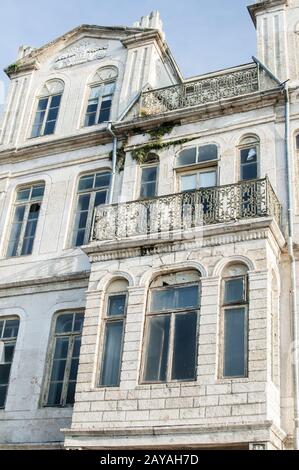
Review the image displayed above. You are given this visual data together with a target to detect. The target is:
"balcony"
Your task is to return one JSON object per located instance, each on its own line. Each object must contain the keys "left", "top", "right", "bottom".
{"left": 140, "top": 64, "right": 278, "bottom": 117}
{"left": 91, "top": 178, "right": 281, "bottom": 244}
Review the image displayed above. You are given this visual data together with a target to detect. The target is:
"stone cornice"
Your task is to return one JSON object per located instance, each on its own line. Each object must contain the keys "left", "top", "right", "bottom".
{"left": 0, "top": 271, "right": 89, "bottom": 297}
{"left": 248, "top": 0, "right": 288, "bottom": 27}
{"left": 85, "top": 217, "right": 286, "bottom": 262}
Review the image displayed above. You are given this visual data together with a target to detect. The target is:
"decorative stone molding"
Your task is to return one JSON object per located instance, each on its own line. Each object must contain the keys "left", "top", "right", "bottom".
{"left": 53, "top": 40, "right": 109, "bottom": 70}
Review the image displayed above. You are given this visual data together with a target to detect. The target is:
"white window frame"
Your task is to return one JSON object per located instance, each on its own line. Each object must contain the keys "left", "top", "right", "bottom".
{"left": 99, "top": 291, "right": 128, "bottom": 388}
{"left": 0, "top": 316, "right": 20, "bottom": 409}
{"left": 139, "top": 162, "right": 159, "bottom": 199}
{"left": 221, "top": 275, "right": 249, "bottom": 379}
{"left": 178, "top": 167, "right": 218, "bottom": 192}
{"left": 83, "top": 80, "right": 116, "bottom": 128}
{"left": 42, "top": 310, "right": 84, "bottom": 408}
{"left": 71, "top": 170, "right": 111, "bottom": 247}
{"left": 6, "top": 182, "right": 45, "bottom": 258}
{"left": 238, "top": 137, "right": 260, "bottom": 182}
{"left": 141, "top": 281, "right": 201, "bottom": 384}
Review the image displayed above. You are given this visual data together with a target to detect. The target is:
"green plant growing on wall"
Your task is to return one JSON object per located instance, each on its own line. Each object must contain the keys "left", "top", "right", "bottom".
{"left": 6, "top": 63, "right": 20, "bottom": 74}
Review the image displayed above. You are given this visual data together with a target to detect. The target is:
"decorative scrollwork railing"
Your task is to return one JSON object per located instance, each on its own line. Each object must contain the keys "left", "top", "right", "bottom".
{"left": 92, "top": 178, "right": 281, "bottom": 243}
{"left": 140, "top": 64, "right": 277, "bottom": 116}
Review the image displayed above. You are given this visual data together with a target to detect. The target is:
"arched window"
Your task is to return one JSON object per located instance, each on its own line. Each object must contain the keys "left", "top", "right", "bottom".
{"left": 221, "top": 263, "right": 249, "bottom": 378}
{"left": 0, "top": 316, "right": 20, "bottom": 408}
{"left": 239, "top": 135, "right": 259, "bottom": 181}
{"left": 176, "top": 144, "right": 218, "bottom": 191}
{"left": 139, "top": 153, "right": 159, "bottom": 199}
{"left": 295, "top": 133, "right": 299, "bottom": 151}
{"left": 72, "top": 170, "right": 111, "bottom": 247}
{"left": 142, "top": 270, "right": 201, "bottom": 383}
{"left": 84, "top": 66, "right": 118, "bottom": 127}
{"left": 99, "top": 279, "right": 128, "bottom": 387}
{"left": 31, "top": 79, "right": 64, "bottom": 138}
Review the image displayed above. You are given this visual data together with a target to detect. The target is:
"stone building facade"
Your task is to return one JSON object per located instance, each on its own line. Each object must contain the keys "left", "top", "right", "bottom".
{"left": 0, "top": 0, "right": 299, "bottom": 450}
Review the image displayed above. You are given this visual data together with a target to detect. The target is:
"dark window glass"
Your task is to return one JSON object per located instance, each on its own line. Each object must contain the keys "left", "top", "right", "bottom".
{"left": 31, "top": 93, "right": 62, "bottom": 138}
{"left": 240, "top": 147, "right": 258, "bottom": 181}
{"left": 108, "top": 295, "right": 126, "bottom": 317}
{"left": 224, "top": 308, "right": 247, "bottom": 377}
{"left": 224, "top": 278, "right": 245, "bottom": 304}
{"left": 0, "top": 318, "right": 19, "bottom": 408}
{"left": 100, "top": 321, "right": 124, "bottom": 386}
{"left": 296, "top": 134, "right": 299, "bottom": 150}
{"left": 46, "top": 312, "right": 83, "bottom": 406}
{"left": 143, "top": 315, "right": 170, "bottom": 382}
{"left": 172, "top": 312, "right": 197, "bottom": 380}
{"left": 177, "top": 147, "right": 197, "bottom": 167}
{"left": 140, "top": 166, "right": 157, "bottom": 199}
{"left": 198, "top": 144, "right": 218, "bottom": 162}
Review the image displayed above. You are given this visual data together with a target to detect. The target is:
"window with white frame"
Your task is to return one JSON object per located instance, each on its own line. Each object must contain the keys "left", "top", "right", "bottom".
{"left": 142, "top": 271, "right": 201, "bottom": 383}
{"left": 7, "top": 183, "right": 45, "bottom": 257}
{"left": 239, "top": 135, "right": 259, "bottom": 181}
{"left": 84, "top": 66, "right": 118, "bottom": 127}
{"left": 72, "top": 171, "right": 111, "bottom": 247}
{"left": 31, "top": 80, "right": 64, "bottom": 138}
{"left": 0, "top": 317, "right": 20, "bottom": 408}
{"left": 99, "top": 279, "right": 128, "bottom": 387}
{"left": 177, "top": 144, "right": 218, "bottom": 192}
{"left": 139, "top": 154, "right": 159, "bottom": 199}
{"left": 222, "top": 265, "right": 248, "bottom": 378}
{"left": 44, "top": 311, "right": 84, "bottom": 407}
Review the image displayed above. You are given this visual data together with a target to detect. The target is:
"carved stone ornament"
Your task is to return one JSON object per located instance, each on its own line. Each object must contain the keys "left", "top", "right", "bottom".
{"left": 53, "top": 40, "right": 109, "bottom": 69}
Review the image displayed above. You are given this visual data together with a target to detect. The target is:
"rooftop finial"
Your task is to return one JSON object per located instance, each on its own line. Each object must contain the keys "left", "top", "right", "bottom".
{"left": 133, "top": 11, "right": 165, "bottom": 39}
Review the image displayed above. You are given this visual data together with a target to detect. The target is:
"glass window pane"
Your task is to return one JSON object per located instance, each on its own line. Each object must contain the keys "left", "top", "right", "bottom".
{"left": 55, "top": 314, "right": 74, "bottom": 334}
{"left": 143, "top": 315, "right": 170, "bottom": 382}
{"left": 69, "top": 358, "right": 79, "bottom": 381}
{"left": 37, "top": 98, "right": 48, "bottom": 111}
{"left": 100, "top": 321, "right": 123, "bottom": 386}
{"left": 13, "top": 205, "right": 26, "bottom": 223}
{"left": 177, "top": 148, "right": 197, "bottom": 167}
{"left": 0, "top": 321, "right": 3, "bottom": 338}
{"left": 31, "top": 185, "right": 45, "bottom": 200}
{"left": 0, "top": 364, "right": 11, "bottom": 385}
{"left": 151, "top": 289, "right": 174, "bottom": 312}
{"left": 54, "top": 337, "right": 69, "bottom": 359}
{"left": 47, "top": 108, "right": 58, "bottom": 121}
{"left": 108, "top": 295, "right": 126, "bottom": 317}
{"left": 98, "top": 106, "right": 111, "bottom": 123}
{"left": 0, "top": 386, "right": 7, "bottom": 408}
{"left": 104, "top": 82, "right": 115, "bottom": 95}
{"left": 78, "top": 175, "right": 94, "bottom": 191}
{"left": 72, "top": 336, "right": 82, "bottom": 357}
{"left": 74, "top": 230, "right": 85, "bottom": 247}
{"left": 3, "top": 344, "right": 15, "bottom": 363}
{"left": 199, "top": 171, "right": 216, "bottom": 188}
{"left": 66, "top": 381, "right": 76, "bottom": 405}
{"left": 181, "top": 174, "right": 197, "bottom": 191}
{"left": 84, "top": 113, "right": 96, "bottom": 127}
{"left": 50, "top": 94, "right": 61, "bottom": 107}
{"left": 176, "top": 285, "right": 199, "bottom": 309}
{"left": 95, "top": 173, "right": 111, "bottom": 189}
{"left": 43, "top": 121, "right": 56, "bottom": 135}
{"left": 224, "top": 278, "right": 245, "bottom": 304}
{"left": 3, "top": 320, "right": 19, "bottom": 338}
{"left": 95, "top": 190, "right": 107, "bottom": 206}
{"left": 172, "top": 312, "right": 197, "bottom": 380}
{"left": 224, "top": 308, "right": 247, "bottom": 377}
{"left": 241, "top": 147, "right": 257, "bottom": 164}
{"left": 47, "top": 382, "right": 63, "bottom": 406}
{"left": 198, "top": 144, "right": 218, "bottom": 162}
{"left": 141, "top": 167, "right": 157, "bottom": 183}
{"left": 16, "top": 189, "right": 30, "bottom": 202}
{"left": 241, "top": 163, "right": 257, "bottom": 181}
{"left": 296, "top": 134, "right": 299, "bottom": 150}
{"left": 140, "top": 182, "right": 156, "bottom": 198}
{"left": 76, "top": 193, "right": 91, "bottom": 211}
{"left": 50, "top": 359, "right": 67, "bottom": 381}
{"left": 21, "top": 237, "right": 34, "bottom": 256}
{"left": 90, "top": 86, "right": 102, "bottom": 100}
{"left": 73, "top": 314, "right": 84, "bottom": 333}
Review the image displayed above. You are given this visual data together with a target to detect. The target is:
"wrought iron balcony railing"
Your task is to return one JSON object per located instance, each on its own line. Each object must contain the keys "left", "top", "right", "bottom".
{"left": 91, "top": 178, "right": 281, "bottom": 243}
{"left": 140, "top": 64, "right": 278, "bottom": 116}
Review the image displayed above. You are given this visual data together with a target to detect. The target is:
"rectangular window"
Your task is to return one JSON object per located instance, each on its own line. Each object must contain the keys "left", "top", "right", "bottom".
{"left": 72, "top": 172, "right": 111, "bottom": 247}
{"left": 7, "top": 183, "right": 45, "bottom": 257}
{"left": 46, "top": 312, "right": 84, "bottom": 407}
{"left": 0, "top": 317, "right": 20, "bottom": 408}
{"left": 140, "top": 166, "right": 158, "bottom": 199}
{"left": 100, "top": 294, "right": 127, "bottom": 387}
{"left": 143, "top": 283, "right": 199, "bottom": 383}
{"left": 240, "top": 147, "right": 258, "bottom": 180}
{"left": 180, "top": 169, "right": 217, "bottom": 191}
{"left": 31, "top": 94, "right": 62, "bottom": 138}
{"left": 223, "top": 307, "right": 247, "bottom": 377}
{"left": 84, "top": 82, "right": 115, "bottom": 127}
{"left": 177, "top": 144, "right": 218, "bottom": 168}
{"left": 222, "top": 275, "right": 248, "bottom": 378}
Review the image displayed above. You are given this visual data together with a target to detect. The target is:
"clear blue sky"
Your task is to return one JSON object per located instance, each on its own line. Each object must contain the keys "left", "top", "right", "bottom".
{"left": 0, "top": 0, "right": 256, "bottom": 92}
